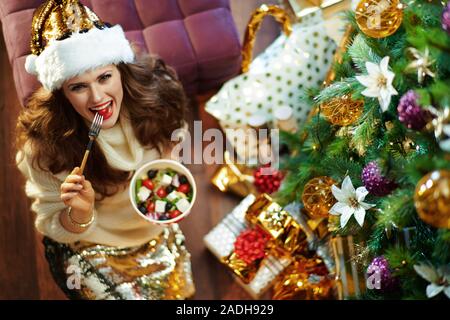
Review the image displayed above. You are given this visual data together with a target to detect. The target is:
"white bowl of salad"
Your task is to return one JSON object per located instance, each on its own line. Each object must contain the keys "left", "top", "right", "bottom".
{"left": 129, "top": 159, "right": 196, "bottom": 224}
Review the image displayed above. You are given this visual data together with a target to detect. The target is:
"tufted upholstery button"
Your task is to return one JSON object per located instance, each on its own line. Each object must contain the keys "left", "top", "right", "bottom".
{"left": 0, "top": 0, "right": 241, "bottom": 106}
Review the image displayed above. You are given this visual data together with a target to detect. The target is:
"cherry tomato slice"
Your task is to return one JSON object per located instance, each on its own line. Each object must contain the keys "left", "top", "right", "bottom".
{"left": 147, "top": 201, "right": 155, "bottom": 213}
{"left": 170, "top": 209, "right": 182, "bottom": 219}
{"left": 156, "top": 187, "right": 167, "bottom": 198}
{"left": 177, "top": 184, "right": 190, "bottom": 194}
{"left": 143, "top": 179, "right": 154, "bottom": 190}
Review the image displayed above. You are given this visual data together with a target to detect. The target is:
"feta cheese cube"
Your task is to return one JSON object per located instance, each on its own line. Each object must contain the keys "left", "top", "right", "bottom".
{"left": 155, "top": 200, "right": 167, "bottom": 213}
{"left": 171, "top": 174, "right": 180, "bottom": 187}
{"left": 137, "top": 187, "right": 151, "bottom": 202}
{"left": 167, "top": 191, "right": 178, "bottom": 202}
{"left": 176, "top": 198, "right": 190, "bottom": 213}
{"left": 160, "top": 174, "right": 173, "bottom": 186}
{"left": 167, "top": 191, "right": 187, "bottom": 202}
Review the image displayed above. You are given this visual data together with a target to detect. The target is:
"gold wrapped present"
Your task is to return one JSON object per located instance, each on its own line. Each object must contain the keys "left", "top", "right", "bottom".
{"left": 246, "top": 194, "right": 309, "bottom": 255}
{"left": 330, "top": 235, "right": 367, "bottom": 299}
{"left": 204, "top": 194, "right": 309, "bottom": 298}
{"left": 272, "top": 255, "right": 335, "bottom": 300}
{"left": 211, "top": 151, "right": 285, "bottom": 198}
{"left": 222, "top": 194, "right": 309, "bottom": 291}
{"left": 223, "top": 252, "right": 259, "bottom": 283}
{"left": 211, "top": 151, "right": 258, "bottom": 197}
{"left": 234, "top": 254, "right": 292, "bottom": 299}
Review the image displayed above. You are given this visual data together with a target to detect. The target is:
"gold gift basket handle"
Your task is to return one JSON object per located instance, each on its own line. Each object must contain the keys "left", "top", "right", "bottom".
{"left": 241, "top": 4, "right": 293, "bottom": 73}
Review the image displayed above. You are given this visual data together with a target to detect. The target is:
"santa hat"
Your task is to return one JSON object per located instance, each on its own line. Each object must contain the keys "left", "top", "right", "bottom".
{"left": 25, "top": 0, "right": 135, "bottom": 92}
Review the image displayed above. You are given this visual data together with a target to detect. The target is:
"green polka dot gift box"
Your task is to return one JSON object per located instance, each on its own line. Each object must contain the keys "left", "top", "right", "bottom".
{"left": 205, "top": 11, "right": 336, "bottom": 162}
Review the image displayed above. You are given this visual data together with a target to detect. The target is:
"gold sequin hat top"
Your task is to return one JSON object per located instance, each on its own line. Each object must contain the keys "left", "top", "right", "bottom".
{"left": 25, "top": 0, "right": 135, "bottom": 92}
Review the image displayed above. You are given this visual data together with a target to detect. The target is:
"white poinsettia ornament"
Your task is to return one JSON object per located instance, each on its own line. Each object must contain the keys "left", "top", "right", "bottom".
{"left": 356, "top": 56, "right": 398, "bottom": 112}
{"left": 414, "top": 263, "right": 450, "bottom": 299}
{"left": 426, "top": 106, "right": 450, "bottom": 152}
{"left": 329, "top": 176, "right": 375, "bottom": 228}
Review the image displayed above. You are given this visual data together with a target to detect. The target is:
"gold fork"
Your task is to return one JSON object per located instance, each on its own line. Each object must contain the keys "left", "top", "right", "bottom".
{"left": 79, "top": 113, "right": 103, "bottom": 175}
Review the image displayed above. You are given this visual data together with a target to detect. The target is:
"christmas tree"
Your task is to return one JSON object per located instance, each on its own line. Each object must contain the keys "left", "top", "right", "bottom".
{"left": 277, "top": 0, "right": 450, "bottom": 299}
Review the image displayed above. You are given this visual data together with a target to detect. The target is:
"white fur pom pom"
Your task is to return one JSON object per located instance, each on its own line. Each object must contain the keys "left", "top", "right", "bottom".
{"left": 24, "top": 54, "right": 38, "bottom": 75}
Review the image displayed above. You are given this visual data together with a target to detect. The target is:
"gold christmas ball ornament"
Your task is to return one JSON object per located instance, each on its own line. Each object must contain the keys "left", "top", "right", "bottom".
{"left": 414, "top": 170, "right": 450, "bottom": 229}
{"left": 321, "top": 95, "right": 364, "bottom": 126}
{"left": 355, "top": 0, "right": 404, "bottom": 39}
{"left": 302, "top": 176, "right": 337, "bottom": 218}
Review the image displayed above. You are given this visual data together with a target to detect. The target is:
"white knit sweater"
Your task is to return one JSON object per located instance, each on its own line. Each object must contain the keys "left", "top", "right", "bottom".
{"left": 16, "top": 115, "right": 186, "bottom": 247}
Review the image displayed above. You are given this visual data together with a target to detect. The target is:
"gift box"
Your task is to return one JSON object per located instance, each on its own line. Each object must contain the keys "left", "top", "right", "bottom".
{"left": 204, "top": 195, "right": 255, "bottom": 259}
{"left": 204, "top": 194, "right": 309, "bottom": 298}
{"left": 211, "top": 151, "right": 285, "bottom": 198}
{"left": 283, "top": 0, "right": 349, "bottom": 20}
{"left": 272, "top": 255, "right": 335, "bottom": 300}
{"left": 205, "top": 6, "right": 336, "bottom": 164}
{"left": 211, "top": 152, "right": 258, "bottom": 198}
{"left": 330, "top": 235, "right": 367, "bottom": 299}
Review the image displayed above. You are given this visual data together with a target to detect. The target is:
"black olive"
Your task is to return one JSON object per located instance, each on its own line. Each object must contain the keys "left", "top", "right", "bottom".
{"left": 166, "top": 185, "right": 175, "bottom": 193}
{"left": 165, "top": 202, "right": 174, "bottom": 212}
{"left": 179, "top": 175, "right": 188, "bottom": 184}
{"left": 147, "top": 169, "right": 158, "bottom": 179}
{"left": 138, "top": 204, "right": 147, "bottom": 214}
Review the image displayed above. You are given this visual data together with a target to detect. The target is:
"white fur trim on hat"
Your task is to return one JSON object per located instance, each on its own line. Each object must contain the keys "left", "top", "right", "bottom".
{"left": 25, "top": 54, "right": 38, "bottom": 75}
{"left": 24, "top": 25, "right": 135, "bottom": 92}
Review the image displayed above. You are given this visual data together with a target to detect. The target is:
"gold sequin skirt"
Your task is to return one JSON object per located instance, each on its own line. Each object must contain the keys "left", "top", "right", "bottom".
{"left": 43, "top": 224, "right": 195, "bottom": 300}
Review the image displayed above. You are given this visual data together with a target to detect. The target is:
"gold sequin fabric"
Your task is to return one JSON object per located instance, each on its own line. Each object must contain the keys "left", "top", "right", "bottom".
{"left": 43, "top": 224, "right": 195, "bottom": 300}
{"left": 30, "top": 0, "right": 104, "bottom": 55}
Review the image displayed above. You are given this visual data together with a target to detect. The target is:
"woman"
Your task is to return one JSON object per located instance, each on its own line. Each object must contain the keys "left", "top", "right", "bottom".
{"left": 15, "top": 0, "right": 194, "bottom": 300}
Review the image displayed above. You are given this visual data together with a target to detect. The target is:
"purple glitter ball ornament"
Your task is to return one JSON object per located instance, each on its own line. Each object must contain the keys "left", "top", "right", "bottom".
{"left": 443, "top": 1, "right": 450, "bottom": 35}
{"left": 366, "top": 256, "right": 399, "bottom": 292}
{"left": 362, "top": 161, "right": 397, "bottom": 197}
{"left": 397, "top": 90, "right": 430, "bottom": 131}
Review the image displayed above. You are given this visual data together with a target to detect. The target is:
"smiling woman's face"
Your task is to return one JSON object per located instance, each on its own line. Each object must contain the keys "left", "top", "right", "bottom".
{"left": 62, "top": 64, "right": 123, "bottom": 129}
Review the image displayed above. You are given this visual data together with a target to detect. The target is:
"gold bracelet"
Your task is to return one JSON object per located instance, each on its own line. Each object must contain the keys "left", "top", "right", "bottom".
{"left": 67, "top": 207, "right": 95, "bottom": 228}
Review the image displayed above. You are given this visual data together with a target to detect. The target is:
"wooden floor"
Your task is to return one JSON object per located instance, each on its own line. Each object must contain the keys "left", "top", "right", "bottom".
{"left": 0, "top": 0, "right": 279, "bottom": 299}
